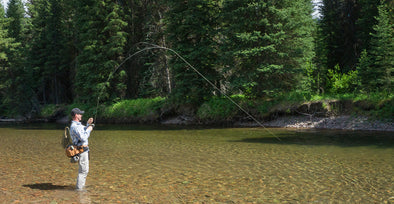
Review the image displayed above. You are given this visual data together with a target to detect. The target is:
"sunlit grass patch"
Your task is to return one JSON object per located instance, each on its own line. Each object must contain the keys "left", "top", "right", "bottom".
{"left": 104, "top": 97, "right": 166, "bottom": 118}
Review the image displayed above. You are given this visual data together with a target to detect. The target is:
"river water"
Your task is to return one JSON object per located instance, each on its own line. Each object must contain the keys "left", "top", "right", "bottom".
{"left": 0, "top": 123, "right": 393, "bottom": 203}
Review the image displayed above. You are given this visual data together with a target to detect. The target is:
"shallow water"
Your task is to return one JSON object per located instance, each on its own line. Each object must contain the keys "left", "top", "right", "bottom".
{"left": 0, "top": 123, "right": 393, "bottom": 203}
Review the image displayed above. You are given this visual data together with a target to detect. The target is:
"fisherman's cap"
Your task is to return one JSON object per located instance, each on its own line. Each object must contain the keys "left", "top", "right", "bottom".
{"left": 71, "top": 108, "right": 85, "bottom": 116}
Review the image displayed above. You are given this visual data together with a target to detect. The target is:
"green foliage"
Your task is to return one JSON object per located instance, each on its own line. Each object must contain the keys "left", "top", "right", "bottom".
{"left": 319, "top": 0, "right": 361, "bottom": 72}
{"left": 40, "top": 104, "right": 58, "bottom": 117}
{"left": 27, "top": 0, "right": 72, "bottom": 105}
{"left": 104, "top": 97, "right": 165, "bottom": 118}
{"left": 356, "top": 50, "right": 372, "bottom": 91}
{"left": 301, "top": 61, "right": 322, "bottom": 95}
{"left": 328, "top": 65, "right": 360, "bottom": 94}
{"left": 73, "top": 0, "right": 127, "bottom": 104}
{"left": 221, "top": 0, "right": 315, "bottom": 97}
{"left": 0, "top": 3, "right": 10, "bottom": 62}
{"left": 318, "top": 0, "right": 392, "bottom": 94}
{"left": 352, "top": 91, "right": 393, "bottom": 120}
{"left": 6, "top": 0, "right": 25, "bottom": 41}
{"left": 196, "top": 97, "right": 240, "bottom": 120}
{"left": 0, "top": 3, "right": 14, "bottom": 116}
{"left": 0, "top": 0, "right": 392, "bottom": 123}
{"left": 367, "top": 2, "right": 393, "bottom": 92}
{"left": 356, "top": 0, "right": 380, "bottom": 52}
{"left": 355, "top": 2, "right": 393, "bottom": 93}
{"left": 165, "top": 0, "right": 220, "bottom": 106}
{"left": 1, "top": 0, "right": 37, "bottom": 116}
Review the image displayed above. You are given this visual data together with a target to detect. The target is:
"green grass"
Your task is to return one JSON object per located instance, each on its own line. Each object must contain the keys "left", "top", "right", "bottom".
{"left": 196, "top": 96, "right": 241, "bottom": 120}
{"left": 104, "top": 97, "right": 165, "bottom": 118}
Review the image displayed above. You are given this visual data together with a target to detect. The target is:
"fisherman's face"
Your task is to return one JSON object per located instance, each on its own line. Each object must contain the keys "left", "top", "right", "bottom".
{"left": 75, "top": 113, "right": 82, "bottom": 122}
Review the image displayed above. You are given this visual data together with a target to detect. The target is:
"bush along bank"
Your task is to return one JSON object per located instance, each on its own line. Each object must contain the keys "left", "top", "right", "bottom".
{"left": 179, "top": 96, "right": 393, "bottom": 131}
{"left": 31, "top": 94, "right": 393, "bottom": 131}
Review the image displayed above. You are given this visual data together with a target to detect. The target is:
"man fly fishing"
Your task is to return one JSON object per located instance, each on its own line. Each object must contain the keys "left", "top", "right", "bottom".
{"left": 70, "top": 108, "right": 94, "bottom": 191}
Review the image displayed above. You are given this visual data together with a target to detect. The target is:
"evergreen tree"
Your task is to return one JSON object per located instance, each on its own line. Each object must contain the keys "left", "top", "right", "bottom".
{"left": 6, "top": 0, "right": 25, "bottom": 42}
{"left": 0, "top": 3, "right": 15, "bottom": 68}
{"left": 45, "top": 0, "right": 70, "bottom": 104}
{"left": 0, "top": 3, "right": 15, "bottom": 115}
{"left": 3, "top": 0, "right": 36, "bottom": 116}
{"left": 319, "top": 0, "right": 359, "bottom": 72}
{"left": 0, "top": 3, "right": 7, "bottom": 62}
{"left": 221, "top": 0, "right": 315, "bottom": 98}
{"left": 356, "top": 49, "right": 372, "bottom": 90}
{"left": 121, "top": 0, "right": 171, "bottom": 98}
{"left": 73, "top": 0, "right": 127, "bottom": 104}
{"left": 355, "top": 0, "right": 380, "bottom": 54}
{"left": 367, "top": 2, "right": 393, "bottom": 91}
{"left": 27, "top": 0, "right": 71, "bottom": 105}
{"left": 165, "top": 0, "right": 220, "bottom": 105}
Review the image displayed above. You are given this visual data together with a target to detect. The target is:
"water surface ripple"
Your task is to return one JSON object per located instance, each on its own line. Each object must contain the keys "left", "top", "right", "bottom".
{"left": 0, "top": 124, "right": 393, "bottom": 203}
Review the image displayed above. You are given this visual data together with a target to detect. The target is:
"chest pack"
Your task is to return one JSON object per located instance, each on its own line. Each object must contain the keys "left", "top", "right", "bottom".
{"left": 65, "top": 145, "right": 84, "bottom": 157}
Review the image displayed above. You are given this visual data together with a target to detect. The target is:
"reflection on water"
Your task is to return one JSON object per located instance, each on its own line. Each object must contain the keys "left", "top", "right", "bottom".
{"left": 0, "top": 124, "right": 393, "bottom": 203}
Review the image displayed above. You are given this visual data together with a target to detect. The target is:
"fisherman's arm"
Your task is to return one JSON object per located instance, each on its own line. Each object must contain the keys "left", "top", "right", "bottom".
{"left": 83, "top": 118, "right": 94, "bottom": 132}
{"left": 78, "top": 124, "right": 92, "bottom": 142}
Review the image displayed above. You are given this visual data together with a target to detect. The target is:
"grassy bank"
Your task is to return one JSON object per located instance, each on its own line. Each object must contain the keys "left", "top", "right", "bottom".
{"left": 38, "top": 92, "right": 393, "bottom": 124}
{"left": 204, "top": 94, "right": 391, "bottom": 122}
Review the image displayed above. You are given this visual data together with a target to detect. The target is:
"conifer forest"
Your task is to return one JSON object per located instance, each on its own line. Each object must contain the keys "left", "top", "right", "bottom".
{"left": 0, "top": 0, "right": 392, "bottom": 119}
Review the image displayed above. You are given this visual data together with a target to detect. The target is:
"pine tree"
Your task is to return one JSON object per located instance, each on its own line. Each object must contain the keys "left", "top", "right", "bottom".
{"left": 221, "top": 0, "right": 315, "bottom": 98}
{"left": 0, "top": 3, "right": 7, "bottom": 62}
{"left": 356, "top": 49, "right": 372, "bottom": 90}
{"left": 319, "top": 0, "right": 353, "bottom": 72}
{"left": 26, "top": 0, "right": 72, "bottom": 105}
{"left": 355, "top": 0, "right": 380, "bottom": 54}
{"left": 6, "top": 0, "right": 25, "bottom": 42}
{"left": 0, "top": 3, "right": 16, "bottom": 114}
{"left": 101, "top": 0, "right": 128, "bottom": 101}
{"left": 121, "top": 0, "right": 171, "bottom": 98}
{"left": 3, "top": 0, "right": 36, "bottom": 116}
{"left": 45, "top": 0, "right": 69, "bottom": 104}
{"left": 165, "top": 0, "right": 220, "bottom": 105}
{"left": 72, "top": 0, "right": 127, "bottom": 103}
{"left": 0, "top": 3, "right": 15, "bottom": 66}
{"left": 367, "top": 2, "right": 393, "bottom": 91}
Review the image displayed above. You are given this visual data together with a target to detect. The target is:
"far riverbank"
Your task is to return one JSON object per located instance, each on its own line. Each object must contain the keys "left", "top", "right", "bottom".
{"left": 1, "top": 114, "right": 392, "bottom": 132}
{"left": 1, "top": 98, "right": 393, "bottom": 132}
{"left": 160, "top": 115, "right": 393, "bottom": 132}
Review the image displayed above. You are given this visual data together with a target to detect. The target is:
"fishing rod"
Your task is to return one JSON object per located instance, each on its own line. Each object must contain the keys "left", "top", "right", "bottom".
{"left": 94, "top": 42, "right": 281, "bottom": 141}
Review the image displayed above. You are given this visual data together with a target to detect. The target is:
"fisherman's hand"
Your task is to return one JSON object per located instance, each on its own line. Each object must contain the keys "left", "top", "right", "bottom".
{"left": 87, "top": 118, "right": 94, "bottom": 124}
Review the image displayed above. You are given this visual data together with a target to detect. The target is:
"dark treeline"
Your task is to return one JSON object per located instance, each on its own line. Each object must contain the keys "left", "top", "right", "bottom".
{"left": 0, "top": 0, "right": 392, "bottom": 117}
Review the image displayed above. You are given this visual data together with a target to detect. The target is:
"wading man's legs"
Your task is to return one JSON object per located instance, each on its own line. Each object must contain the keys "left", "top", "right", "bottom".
{"left": 76, "top": 151, "right": 89, "bottom": 190}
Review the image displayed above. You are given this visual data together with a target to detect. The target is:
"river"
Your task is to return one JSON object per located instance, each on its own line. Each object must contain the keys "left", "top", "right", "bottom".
{"left": 0, "top": 123, "right": 393, "bottom": 203}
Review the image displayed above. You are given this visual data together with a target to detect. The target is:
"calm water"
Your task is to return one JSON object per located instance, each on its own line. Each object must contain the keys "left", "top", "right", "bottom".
{"left": 0, "top": 123, "right": 393, "bottom": 203}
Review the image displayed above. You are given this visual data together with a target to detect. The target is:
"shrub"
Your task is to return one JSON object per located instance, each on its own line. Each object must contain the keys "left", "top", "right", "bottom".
{"left": 105, "top": 97, "right": 165, "bottom": 118}
{"left": 40, "top": 104, "right": 58, "bottom": 118}
{"left": 328, "top": 65, "right": 360, "bottom": 94}
{"left": 197, "top": 97, "right": 240, "bottom": 120}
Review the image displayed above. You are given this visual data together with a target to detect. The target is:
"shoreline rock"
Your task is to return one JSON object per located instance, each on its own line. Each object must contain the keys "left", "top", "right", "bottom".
{"left": 161, "top": 115, "right": 393, "bottom": 132}
{"left": 233, "top": 115, "right": 393, "bottom": 131}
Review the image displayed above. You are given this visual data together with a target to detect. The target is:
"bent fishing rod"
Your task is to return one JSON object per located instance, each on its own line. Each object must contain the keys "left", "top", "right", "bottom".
{"left": 93, "top": 42, "right": 281, "bottom": 141}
